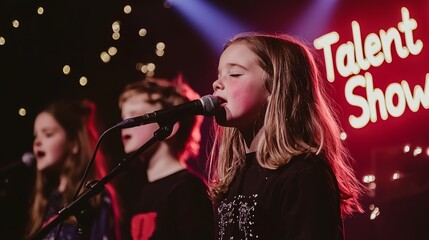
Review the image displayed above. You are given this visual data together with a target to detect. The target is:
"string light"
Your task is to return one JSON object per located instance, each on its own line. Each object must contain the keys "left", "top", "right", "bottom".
{"left": 139, "top": 28, "right": 147, "bottom": 37}
{"left": 112, "top": 32, "right": 120, "bottom": 40}
{"left": 147, "top": 63, "right": 156, "bottom": 71}
{"left": 413, "top": 146, "right": 422, "bottom": 156}
{"left": 156, "top": 42, "right": 165, "bottom": 50}
{"left": 37, "top": 7, "right": 44, "bottom": 15}
{"left": 100, "top": 51, "right": 111, "bottom": 63}
{"left": 403, "top": 144, "right": 410, "bottom": 153}
{"left": 363, "top": 175, "right": 376, "bottom": 183}
{"left": 370, "top": 207, "right": 380, "bottom": 220}
{"left": 340, "top": 131, "right": 347, "bottom": 140}
{"left": 124, "top": 5, "right": 132, "bottom": 14}
{"left": 392, "top": 171, "right": 400, "bottom": 180}
{"left": 12, "top": 20, "right": 20, "bottom": 28}
{"left": 63, "top": 65, "right": 71, "bottom": 75}
{"left": 79, "top": 76, "right": 88, "bottom": 86}
{"left": 112, "top": 21, "right": 120, "bottom": 32}
{"left": 18, "top": 108, "right": 27, "bottom": 116}
{"left": 108, "top": 47, "right": 118, "bottom": 56}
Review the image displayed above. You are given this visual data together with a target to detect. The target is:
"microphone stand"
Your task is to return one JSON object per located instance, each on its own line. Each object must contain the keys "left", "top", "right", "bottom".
{"left": 29, "top": 124, "right": 174, "bottom": 240}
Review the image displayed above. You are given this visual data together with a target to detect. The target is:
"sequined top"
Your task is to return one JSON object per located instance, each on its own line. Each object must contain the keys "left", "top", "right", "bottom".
{"left": 41, "top": 189, "right": 116, "bottom": 240}
{"left": 214, "top": 152, "right": 343, "bottom": 240}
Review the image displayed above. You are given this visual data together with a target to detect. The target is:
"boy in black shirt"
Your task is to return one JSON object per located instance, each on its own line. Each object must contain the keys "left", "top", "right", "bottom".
{"left": 118, "top": 77, "right": 214, "bottom": 240}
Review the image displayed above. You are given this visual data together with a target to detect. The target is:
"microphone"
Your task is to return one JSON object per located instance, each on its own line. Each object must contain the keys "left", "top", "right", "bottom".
{"left": 0, "top": 152, "right": 35, "bottom": 176}
{"left": 115, "top": 94, "right": 220, "bottom": 129}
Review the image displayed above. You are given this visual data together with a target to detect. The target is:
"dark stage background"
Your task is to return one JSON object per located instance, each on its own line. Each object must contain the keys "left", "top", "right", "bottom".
{"left": 1, "top": 0, "right": 428, "bottom": 239}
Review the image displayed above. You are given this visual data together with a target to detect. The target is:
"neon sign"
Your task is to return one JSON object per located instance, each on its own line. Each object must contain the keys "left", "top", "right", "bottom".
{"left": 314, "top": 7, "right": 428, "bottom": 129}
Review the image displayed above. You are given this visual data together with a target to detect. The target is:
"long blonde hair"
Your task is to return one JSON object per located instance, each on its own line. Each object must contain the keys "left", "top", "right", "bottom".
{"left": 26, "top": 99, "right": 118, "bottom": 237}
{"left": 208, "top": 32, "right": 363, "bottom": 217}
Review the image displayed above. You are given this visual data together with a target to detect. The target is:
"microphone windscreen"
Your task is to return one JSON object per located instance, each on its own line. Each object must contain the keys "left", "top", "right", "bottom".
{"left": 21, "top": 152, "right": 35, "bottom": 167}
{"left": 200, "top": 95, "right": 221, "bottom": 116}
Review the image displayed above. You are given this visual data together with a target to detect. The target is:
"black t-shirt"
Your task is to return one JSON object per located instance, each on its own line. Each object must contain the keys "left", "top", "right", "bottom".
{"left": 131, "top": 169, "right": 214, "bottom": 240}
{"left": 214, "top": 152, "right": 343, "bottom": 240}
